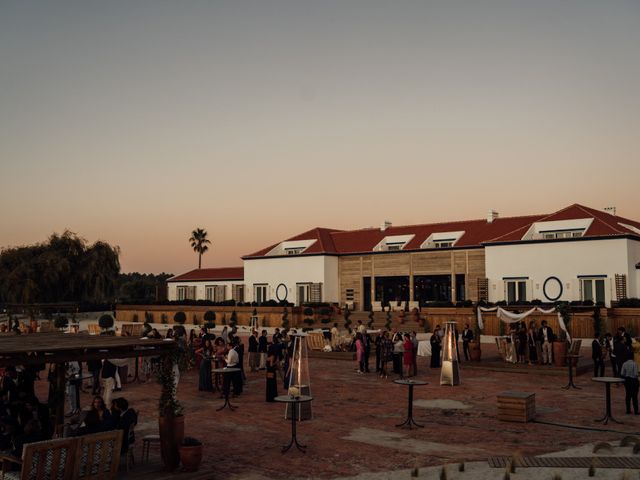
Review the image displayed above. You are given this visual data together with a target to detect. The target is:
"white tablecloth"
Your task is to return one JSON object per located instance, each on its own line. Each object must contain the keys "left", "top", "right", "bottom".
{"left": 417, "top": 340, "right": 432, "bottom": 357}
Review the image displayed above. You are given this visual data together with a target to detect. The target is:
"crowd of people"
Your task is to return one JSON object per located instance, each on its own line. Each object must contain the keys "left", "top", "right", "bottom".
{"left": 190, "top": 325, "right": 298, "bottom": 403}
{"left": 0, "top": 362, "right": 137, "bottom": 469}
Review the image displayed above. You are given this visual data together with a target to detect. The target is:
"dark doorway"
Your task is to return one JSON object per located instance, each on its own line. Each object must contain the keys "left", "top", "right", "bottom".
{"left": 374, "top": 276, "right": 410, "bottom": 308}
{"left": 455, "top": 274, "right": 465, "bottom": 301}
{"left": 414, "top": 275, "right": 452, "bottom": 305}
{"left": 363, "top": 277, "right": 371, "bottom": 311}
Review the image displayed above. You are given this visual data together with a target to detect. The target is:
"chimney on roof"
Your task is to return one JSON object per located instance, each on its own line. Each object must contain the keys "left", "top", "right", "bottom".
{"left": 487, "top": 210, "right": 499, "bottom": 223}
{"left": 604, "top": 206, "right": 616, "bottom": 216}
{"left": 380, "top": 221, "right": 392, "bottom": 231}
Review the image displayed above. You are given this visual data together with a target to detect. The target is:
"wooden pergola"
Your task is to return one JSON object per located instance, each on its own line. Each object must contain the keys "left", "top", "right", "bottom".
{"left": 0, "top": 332, "right": 175, "bottom": 433}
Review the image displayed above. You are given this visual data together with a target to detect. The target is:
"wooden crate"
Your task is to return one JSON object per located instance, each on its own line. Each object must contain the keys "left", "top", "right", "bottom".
{"left": 497, "top": 391, "right": 535, "bottom": 423}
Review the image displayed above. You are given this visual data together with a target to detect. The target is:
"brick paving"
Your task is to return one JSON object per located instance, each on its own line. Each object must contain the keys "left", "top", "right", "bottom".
{"left": 37, "top": 344, "right": 640, "bottom": 479}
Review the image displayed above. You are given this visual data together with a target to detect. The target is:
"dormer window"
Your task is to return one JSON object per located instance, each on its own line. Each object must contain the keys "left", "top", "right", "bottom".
{"left": 541, "top": 230, "right": 584, "bottom": 239}
{"left": 266, "top": 239, "right": 316, "bottom": 256}
{"left": 421, "top": 231, "right": 465, "bottom": 249}
{"left": 522, "top": 219, "right": 593, "bottom": 241}
{"left": 373, "top": 235, "right": 414, "bottom": 252}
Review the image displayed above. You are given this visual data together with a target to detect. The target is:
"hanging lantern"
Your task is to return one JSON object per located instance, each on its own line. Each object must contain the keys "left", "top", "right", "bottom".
{"left": 286, "top": 333, "right": 312, "bottom": 420}
{"left": 440, "top": 321, "right": 460, "bottom": 386}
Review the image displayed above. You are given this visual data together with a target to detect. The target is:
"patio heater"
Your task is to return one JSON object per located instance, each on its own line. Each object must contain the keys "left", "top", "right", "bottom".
{"left": 440, "top": 321, "right": 460, "bottom": 386}
{"left": 285, "top": 333, "right": 312, "bottom": 420}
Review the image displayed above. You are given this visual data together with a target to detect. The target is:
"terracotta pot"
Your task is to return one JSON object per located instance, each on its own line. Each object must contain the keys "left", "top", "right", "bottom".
{"left": 469, "top": 340, "right": 482, "bottom": 361}
{"left": 158, "top": 415, "right": 185, "bottom": 471}
{"left": 553, "top": 341, "right": 567, "bottom": 367}
{"left": 179, "top": 444, "right": 203, "bottom": 472}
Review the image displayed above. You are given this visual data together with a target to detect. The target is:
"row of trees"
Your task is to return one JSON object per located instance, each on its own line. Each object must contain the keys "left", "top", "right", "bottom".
{"left": 0, "top": 231, "right": 120, "bottom": 304}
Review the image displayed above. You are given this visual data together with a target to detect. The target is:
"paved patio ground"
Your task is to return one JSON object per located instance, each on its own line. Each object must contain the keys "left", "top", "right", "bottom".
{"left": 37, "top": 344, "right": 640, "bottom": 479}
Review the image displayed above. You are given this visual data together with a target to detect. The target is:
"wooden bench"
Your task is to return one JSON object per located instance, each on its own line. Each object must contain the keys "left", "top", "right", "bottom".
{"left": 0, "top": 430, "right": 123, "bottom": 480}
{"left": 497, "top": 391, "right": 535, "bottom": 423}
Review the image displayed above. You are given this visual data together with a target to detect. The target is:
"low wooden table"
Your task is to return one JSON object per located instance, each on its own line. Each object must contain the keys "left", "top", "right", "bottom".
{"left": 211, "top": 367, "right": 241, "bottom": 411}
{"left": 592, "top": 376, "right": 624, "bottom": 425}
{"left": 394, "top": 379, "right": 428, "bottom": 429}
{"left": 274, "top": 395, "right": 313, "bottom": 453}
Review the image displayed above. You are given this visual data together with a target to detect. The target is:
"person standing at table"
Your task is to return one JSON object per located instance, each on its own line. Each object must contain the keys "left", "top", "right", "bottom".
{"left": 538, "top": 321, "right": 554, "bottom": 365}
{"left": 430, "top": 331, "right": 441, "bottom": 368}
{"left": 621, "top": 352, "right": 639, "bottom": 414}
{"left": 196, "top": 339, "right": 214, "bottom": 392}
{"left": 402, "top": 333, "right": 413, "bottom": 379}
{"left": 411, "top": 331, "right": 419, "bottom": 376}
{"left": 380, "top": 331, "right": 393, "bottom": 379}
{"left": 258, "top": 330, "right": 268, "bottom": 370}
{"left": 462, "top": 324, "right": 473, "bottom": 361}
{"left": 592, "top": 333, "right": 605, "bottom": 377}
{"left": 248, "top": 330, "right": 259, "bottom": 373}
{"left": 265, "top": 344, "right": 279, "bottom": 402}
{"left": 527, "top": 321, "right": 538, "bottom": 365}
{"left": 354, "top": 332, "right": 365, "bottom": 374}
{"left": 101, "top": 360, "right": 117, "bottom": 408}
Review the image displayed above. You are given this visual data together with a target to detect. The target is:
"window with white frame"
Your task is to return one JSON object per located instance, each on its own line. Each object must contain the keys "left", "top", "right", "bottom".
{"left": 297, "top": 283, "right": 311, "bottom": 305}
{"left": 504, "top": 278, "right": 527, "bottom": 304}
{"left": 541, "top": 229, "right": 584, "bottom": 239}
{"left": 433, "top": 240, "right": 454, "bottom": 248}
{"left": 580, "top": 277, "right": 606, "bottom": 304}
{"left": 285, "top": 248, "right": 304, "bottom": 255}
{"left": 205, "top": 285, "right": 226, "bottom": 302}
{"left": 177, "top": 286, "right": 188, "bottom": 301}
{"left": 254, "top": 284, "right": 268, "bottom": 304}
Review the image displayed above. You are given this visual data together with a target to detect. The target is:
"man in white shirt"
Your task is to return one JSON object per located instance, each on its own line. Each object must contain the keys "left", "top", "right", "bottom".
{"left": 331, "top": 323, "right": 340, "bottom": 349}
{"left": 224, "top": 339, "right": 242, "bottom": 397}
{"left": 538, "top": 321, "right": 554, "bottom": 365}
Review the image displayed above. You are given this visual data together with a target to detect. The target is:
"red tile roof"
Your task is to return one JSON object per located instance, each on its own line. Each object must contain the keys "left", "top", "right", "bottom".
{"left": 168, "top": 267, "right": 244, "bottom": 282}
{"left": 243, "top": 204, "right": 640, "bottom": 258}
{"left": 488, "top": 204, "right": 640, "bottom": 242}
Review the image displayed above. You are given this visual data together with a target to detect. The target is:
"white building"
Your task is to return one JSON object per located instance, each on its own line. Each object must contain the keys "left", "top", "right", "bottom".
{"left": 167, "top": 204, "right": 640, "bottom": 307}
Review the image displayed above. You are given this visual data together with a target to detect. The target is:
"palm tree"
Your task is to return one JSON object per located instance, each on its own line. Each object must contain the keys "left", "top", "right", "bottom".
{"left": 189, "top": 228, "right": 211, "bottom": 269}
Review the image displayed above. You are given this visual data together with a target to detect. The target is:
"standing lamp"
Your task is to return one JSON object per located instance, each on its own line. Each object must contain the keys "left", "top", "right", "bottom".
{"left": 285, "top": 333, "right": 312, "bottom": 420}
{"left": 440, "top": 321, "right": 460, "bottom": 386}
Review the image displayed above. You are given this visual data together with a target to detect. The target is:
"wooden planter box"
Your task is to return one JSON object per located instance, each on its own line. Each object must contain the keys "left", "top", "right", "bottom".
{"left": 497, "top": 391, "right": 535, "bottom": 423}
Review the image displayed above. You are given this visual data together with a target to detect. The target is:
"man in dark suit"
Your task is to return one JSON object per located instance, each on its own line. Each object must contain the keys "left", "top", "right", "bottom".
{"left": 462, "top": 324, "right": 474, "bottom": 361}
{"left": 114, "top": 397, "right": 137, "bottom": 455}
{"left": 248, "top": 330, "right": 259, "bottom": 372}
{"left": 592, "top": 333, "right": 605, "bottom": 377}
{"left": 537, "top": 321, "right": 554, "bottom": 365}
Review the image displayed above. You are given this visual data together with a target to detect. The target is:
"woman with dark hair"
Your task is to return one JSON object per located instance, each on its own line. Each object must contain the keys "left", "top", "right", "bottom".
{"left": 91, "top": 395, "right": 114, "bottom": 430}
{"left": 213, "top": 337, "right": 227, "bottom": 393}
{"left": 265, "top": 344, "right": 279, "bottom": 402}
{"left": 402, "top": 333, "right": 413, "bottom": 378}
{"left": 197, "top": 339, "right": 214, "bottom": 392}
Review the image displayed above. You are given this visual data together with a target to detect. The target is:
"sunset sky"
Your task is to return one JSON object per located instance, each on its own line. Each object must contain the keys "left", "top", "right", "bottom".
{"left": 1, "top": 1, "right": 639, "bottom": 274}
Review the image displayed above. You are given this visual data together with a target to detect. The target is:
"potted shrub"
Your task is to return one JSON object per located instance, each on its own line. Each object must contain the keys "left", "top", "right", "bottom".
{"left": 203, "top": 311, "right": 216, "bottom": 329}
{"left": 281, "top": 307, "right": 289, "bottom": 330}
{"left": 157, "top": 351, "right": 185, "bottom": 471}
{"left": 174, "top": 311, "right": 186, "bottom": 325}
{"left": 553, "top": 302, "right": 571, "bottom": 367}
{"left": 178, "top": 437, "right": 203, "bottom": 472}
{"left": 54, "top": 316, "right": 69, "bottom": 331}
{"left": 229, "top": 310, "right": 238, "bottom": 328}
{"left": 98, "top": 314, "right": 114, "bottom": 334}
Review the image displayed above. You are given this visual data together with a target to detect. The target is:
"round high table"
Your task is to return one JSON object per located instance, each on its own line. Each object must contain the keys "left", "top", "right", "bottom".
{"left": 592, "top": 376, "right": 624, "bottom": 424}
{"left": 394, "top": 379, "right": 428, "bottom": 429}
{"left": 274, "top": 395, "right": 313, "bottom": 453}
{"left": 562, "top": 354, "right": 581, "bottom": 390}
{"left": 211, "top": 367, "right": 241, "bottom": 411}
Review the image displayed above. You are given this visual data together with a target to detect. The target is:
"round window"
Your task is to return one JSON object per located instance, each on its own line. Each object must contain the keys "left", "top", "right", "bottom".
{"left": 543, "top": 276, "right": 563, "bottom": 301}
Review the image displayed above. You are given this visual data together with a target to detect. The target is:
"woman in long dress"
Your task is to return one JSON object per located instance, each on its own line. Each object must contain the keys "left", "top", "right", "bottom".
{"left": 402, "top": 333, "right": 413, "bottom": 378}
{"left": 266, "top": 344, "right": 279, "bottom": 402}
{"left": 430, "top": 333, "right": 441, "bottom": 368}
{"left": 197, "top": 339, "right": 214, "bottom": 392}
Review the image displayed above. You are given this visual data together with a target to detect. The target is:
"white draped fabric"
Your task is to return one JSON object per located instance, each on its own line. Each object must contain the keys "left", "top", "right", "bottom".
{"left": 476, "top": 306, "right": 570, "bottom": 342}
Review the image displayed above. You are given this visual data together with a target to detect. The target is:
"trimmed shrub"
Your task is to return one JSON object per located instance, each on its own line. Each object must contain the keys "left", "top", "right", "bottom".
{"left": 173, "top": 311, "right": 187, "bottom": 324}
{"left": 54, "top": 316, "right": 68, "bottom": 330}
{"left": 303, "top": 307, "right": 314, "bottom": 317}
{"left": 98, "top": 314, "right": 114, "bottom": 330}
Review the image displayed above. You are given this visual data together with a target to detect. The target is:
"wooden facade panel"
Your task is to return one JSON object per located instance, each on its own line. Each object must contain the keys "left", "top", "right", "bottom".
{"left": 411, "top": 251, "right": 452, "bottom": 275}
{"left": 362, "top": 257, "right": 372, "bottom": 276}
{"left": 454, "top": 252, "right": 467, "bottom": 273}
{"left": 372, "top": 254, "right": 410, "bottom": 276}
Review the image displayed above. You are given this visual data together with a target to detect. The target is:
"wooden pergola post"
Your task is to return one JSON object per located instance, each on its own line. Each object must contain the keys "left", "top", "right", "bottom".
{"left": 55, "top": 362, "right": 66, "bottom": 437}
